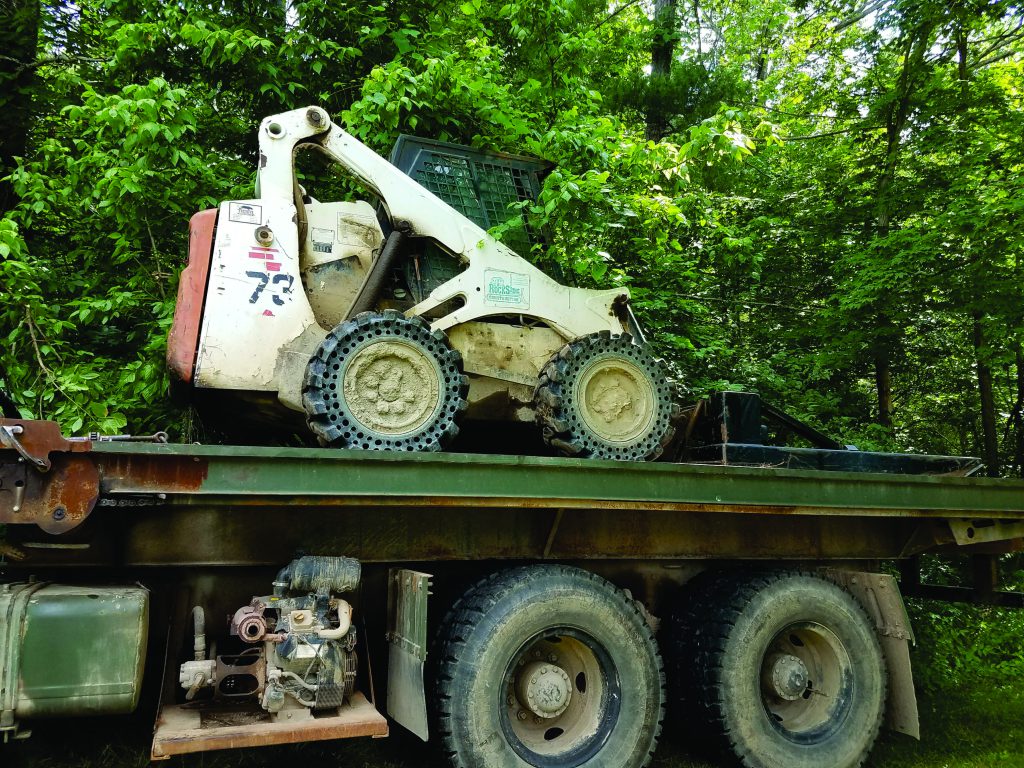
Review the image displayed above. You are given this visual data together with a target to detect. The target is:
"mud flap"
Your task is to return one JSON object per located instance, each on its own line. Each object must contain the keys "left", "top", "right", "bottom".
{"left": 386, "top": 568, "right": 431, "bottom": 740}
{"left": 827, "top": 569, "right": 920, "bottom": 740}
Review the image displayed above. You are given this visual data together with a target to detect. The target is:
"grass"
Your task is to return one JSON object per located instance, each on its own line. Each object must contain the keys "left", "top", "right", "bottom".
{"left": 6, "top": 684, "right": 1024, "bottom": 768}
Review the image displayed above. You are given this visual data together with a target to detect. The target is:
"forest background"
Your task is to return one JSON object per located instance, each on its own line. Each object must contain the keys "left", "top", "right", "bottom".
{"left": 1, "top": 0, "right": 1024, "bottom": 764}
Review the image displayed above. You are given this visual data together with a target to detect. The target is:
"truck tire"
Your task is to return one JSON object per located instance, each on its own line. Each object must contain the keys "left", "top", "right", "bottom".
{"left": 674, "top": 571, "right": 886, "bottom": 768}
{"left": 534, "top": 332, "right": 677, "bottom": 461}
{"left": 434, "top": 565, "right": 664, "bottom": 768}
{"left": 303, "top": 310, "right": 468, "bottom": 450}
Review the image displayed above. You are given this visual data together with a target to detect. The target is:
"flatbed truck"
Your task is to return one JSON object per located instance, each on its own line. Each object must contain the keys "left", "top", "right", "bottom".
{"left": 3, "top": 414, "right": 1024, "bottom": 768}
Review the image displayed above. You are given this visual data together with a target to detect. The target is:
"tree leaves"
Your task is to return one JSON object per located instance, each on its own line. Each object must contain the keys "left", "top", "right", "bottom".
{"left": 0, "top": 0, "right": 1020, "bottom": 467}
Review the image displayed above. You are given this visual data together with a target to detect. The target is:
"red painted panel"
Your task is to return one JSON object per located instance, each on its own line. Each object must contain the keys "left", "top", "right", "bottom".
{"left": 166, "top": 209, "right": 217, "bottom": 384}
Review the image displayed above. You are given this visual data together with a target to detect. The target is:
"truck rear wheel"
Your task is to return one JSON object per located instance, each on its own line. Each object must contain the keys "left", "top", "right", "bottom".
{"left": 434, "top": 565, "right": 663, "bottom": 768}
{"left": 674, "top": 571, "right": 886, "bottom": 768}
{"left": 303, "top": 311, "right": 467, "bottom": 450}
{"left": 534, "top": 333, "right": 677, "bottom": 461}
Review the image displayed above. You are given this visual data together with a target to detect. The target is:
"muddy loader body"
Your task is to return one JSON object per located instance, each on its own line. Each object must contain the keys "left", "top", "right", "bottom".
{"left": 168, "top": 107, "right": 676, "bottom": 459}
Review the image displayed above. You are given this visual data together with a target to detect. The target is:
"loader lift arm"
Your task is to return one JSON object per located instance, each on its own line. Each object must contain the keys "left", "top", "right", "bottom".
{"left": 255, "top": 107, "right": 628, "bottom": 340}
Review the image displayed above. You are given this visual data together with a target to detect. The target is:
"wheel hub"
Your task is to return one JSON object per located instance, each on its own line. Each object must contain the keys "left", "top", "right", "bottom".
{"left": 343, "top": 340, "right": 440, "bottom": 435}
{"left": 516, "top": 661, "right": 572, "bottom": 718}
{"left": 577, "top": 357, "right": 655, "bottom": 443}
{"left": 763, "top": 653, "right": 809, "bottom": 701}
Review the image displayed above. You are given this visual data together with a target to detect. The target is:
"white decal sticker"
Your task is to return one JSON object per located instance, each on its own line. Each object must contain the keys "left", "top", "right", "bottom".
{"left": 484, "top": 269, "right": 530, "bottom": 308}
{"left": 229, "top": 202, "right": 263, "bottom": 224}
{"left": 311, "top": 228, "right": 335, "bottom": 254}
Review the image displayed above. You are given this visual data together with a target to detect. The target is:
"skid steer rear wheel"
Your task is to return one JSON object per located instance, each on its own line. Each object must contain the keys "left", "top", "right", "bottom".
{"left": 434, "top": 565, "right": 664, "bottom": 768}
{"left": 303, "top": 310, "right": 467, "bottom": 450}
{"left": 534, "top": 332, "right": 677, "bottom": 460}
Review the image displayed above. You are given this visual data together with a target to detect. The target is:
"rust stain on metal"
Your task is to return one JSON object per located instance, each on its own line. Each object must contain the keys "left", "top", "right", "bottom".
{"left": 40, "top": 455, "right": 100, "bottom": 533}
{"left": 105, "top": 505, "right": 918, "bottom": 566}
{"left": 175, "top": 492, "right": 955, "bottom": 520}
{"left": 150, "top": 692, "right": 387, "bottom": 759}
{"left": 100, "top": 455, "right": 209, "bottom": 493}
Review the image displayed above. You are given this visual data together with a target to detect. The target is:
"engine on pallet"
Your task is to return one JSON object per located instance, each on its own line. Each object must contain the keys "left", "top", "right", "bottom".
{"left": 179, "top": 556, "right": 360, "bottom": 722}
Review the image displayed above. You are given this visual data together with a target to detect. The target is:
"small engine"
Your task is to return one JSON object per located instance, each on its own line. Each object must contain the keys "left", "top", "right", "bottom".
{"left": 179, "top": 556, "right": 360, "bottom": 722}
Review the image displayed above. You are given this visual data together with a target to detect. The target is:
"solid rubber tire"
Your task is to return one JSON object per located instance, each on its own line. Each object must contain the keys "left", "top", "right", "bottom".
{"left": 302, "top": 310, "right": 468, "bottom": 451}
{"left": 534, "top": 332, "right": 677, "bottom": 461}
{"left": 672, "top": 570, "right": 886, "bottom": 768}
{"left": 433, "top": 565, "right": 664, "bottom": 768}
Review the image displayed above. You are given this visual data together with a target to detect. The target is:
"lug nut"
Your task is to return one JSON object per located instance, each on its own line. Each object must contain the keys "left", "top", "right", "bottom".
{"left": 517, "top": 710, "right": 528, "bottom": 721}
{"left": 548, "top": 654, "right": 558, "bottom": 663}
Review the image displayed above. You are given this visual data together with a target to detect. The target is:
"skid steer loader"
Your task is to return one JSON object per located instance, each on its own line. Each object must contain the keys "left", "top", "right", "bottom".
{"left": 167, "top": 107, "right": 678, "bottom": 459}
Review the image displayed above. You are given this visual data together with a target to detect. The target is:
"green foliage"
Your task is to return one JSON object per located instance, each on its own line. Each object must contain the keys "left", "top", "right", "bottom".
{"left": 909, "top": 597, "right": 1024, "bottom": 695}
{"left": 904, "top": 557, "right": 1024, "bottom": 698}
{"left": 0, "top": 0, "right": 1022, "bottom": 474}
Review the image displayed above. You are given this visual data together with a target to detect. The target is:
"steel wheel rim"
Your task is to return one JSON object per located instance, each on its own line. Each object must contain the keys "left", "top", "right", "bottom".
{"left": 574, "top": 354, "right": 656, "bottom": 445}
{"left": 760, "top": 621, "right": 854, "bottom": 742}
{"left": 341, "top": 338, "right": 442, "bottom": 436}
{"left": 500, "top": 628, "right": 620, "bottom": 767}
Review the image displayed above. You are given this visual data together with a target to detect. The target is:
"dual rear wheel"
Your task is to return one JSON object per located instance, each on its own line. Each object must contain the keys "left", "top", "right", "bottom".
{"left": 433, "top": 567, "right": 886, "bottom": 768}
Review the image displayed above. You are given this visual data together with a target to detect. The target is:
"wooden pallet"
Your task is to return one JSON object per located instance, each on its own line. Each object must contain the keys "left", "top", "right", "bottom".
{"left": 151, "top": 692, "right": 388, "bottom": 759}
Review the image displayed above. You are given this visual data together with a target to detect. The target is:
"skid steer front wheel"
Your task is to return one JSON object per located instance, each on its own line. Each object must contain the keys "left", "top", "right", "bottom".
{"left": 303, "top": 311, "right": 467, "bottom": 450}
{"left": 434, "top": 565, "right": 664, "bottom": 768}
{"left": 534, "top": 333, "right": 677, "bottom": 460}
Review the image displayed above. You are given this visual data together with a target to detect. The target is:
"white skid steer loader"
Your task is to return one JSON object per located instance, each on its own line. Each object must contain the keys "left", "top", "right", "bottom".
{"left": 168, "top": 107, "right": 678, "bottom": 459}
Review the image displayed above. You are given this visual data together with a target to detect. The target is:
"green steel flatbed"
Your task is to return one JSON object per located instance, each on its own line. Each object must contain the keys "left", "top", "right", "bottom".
{"left": 4, "top": 418, "right": 1024, "bottom": 767}
{"left": 3, "top": 428, "right": 1024, "bottom": 567}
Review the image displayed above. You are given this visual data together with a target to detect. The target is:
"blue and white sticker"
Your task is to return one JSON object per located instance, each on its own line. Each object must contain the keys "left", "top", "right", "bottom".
{"left": 228, "top": 202, "right": 262, "bottom": 224}
{"left": 484, "top": 269, "right": 530, "bottom": 308}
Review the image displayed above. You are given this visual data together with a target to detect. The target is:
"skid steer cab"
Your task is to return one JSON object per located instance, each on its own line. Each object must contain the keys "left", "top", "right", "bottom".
{"left": 167, "top": 107, "right": 678, "bottom": 459}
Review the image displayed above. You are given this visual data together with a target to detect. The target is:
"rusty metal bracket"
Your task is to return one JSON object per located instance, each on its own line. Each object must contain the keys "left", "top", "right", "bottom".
{"left": 1, "top": 420, "right": 100, "bottom": 534}
{"left": 0, "top": 454, "right": 101, "bottom": 534}
{"left": 0, "top": 419, "right": 92, "bottom": 471}
{"left": 949, "top": 518, "right": 1024, "bottom": 546}
{"left": 0, "top": 425, "right": 49, "bottom": 471}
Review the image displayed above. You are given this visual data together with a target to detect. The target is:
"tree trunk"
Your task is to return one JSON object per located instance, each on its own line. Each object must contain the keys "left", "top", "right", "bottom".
{"left": 0, "top": 0, "right": 40, "bottom": 213}
{"left": 867, "top": 22, "right": 935, "bottom": 429}
{"left": 874, "top": 347, "right": 892, "bottom": 428}
{"left": 646, "top": 0, "right": 677, "bottom": 141}
{"left": 1014, "top": 342, "right": 1024, "bottom": 476}
{"left": 953, "top": 26, "right": 999, "bottom": 476}
{"left": 972, "top": 315, "right": 999, "bottom": 475}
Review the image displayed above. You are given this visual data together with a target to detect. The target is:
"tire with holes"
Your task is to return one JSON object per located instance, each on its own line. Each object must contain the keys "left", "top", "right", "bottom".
{"left": 677, "top": 571, "right": 886, "bottom": 768}
{"left": 434, "top": 565, "right": 664, "bottom": 768}
{"left": 302, "top": 310, "right": 468, "bottom": 451}
{"left": 534, "top": 332, "right": 677, "bottom": 460}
